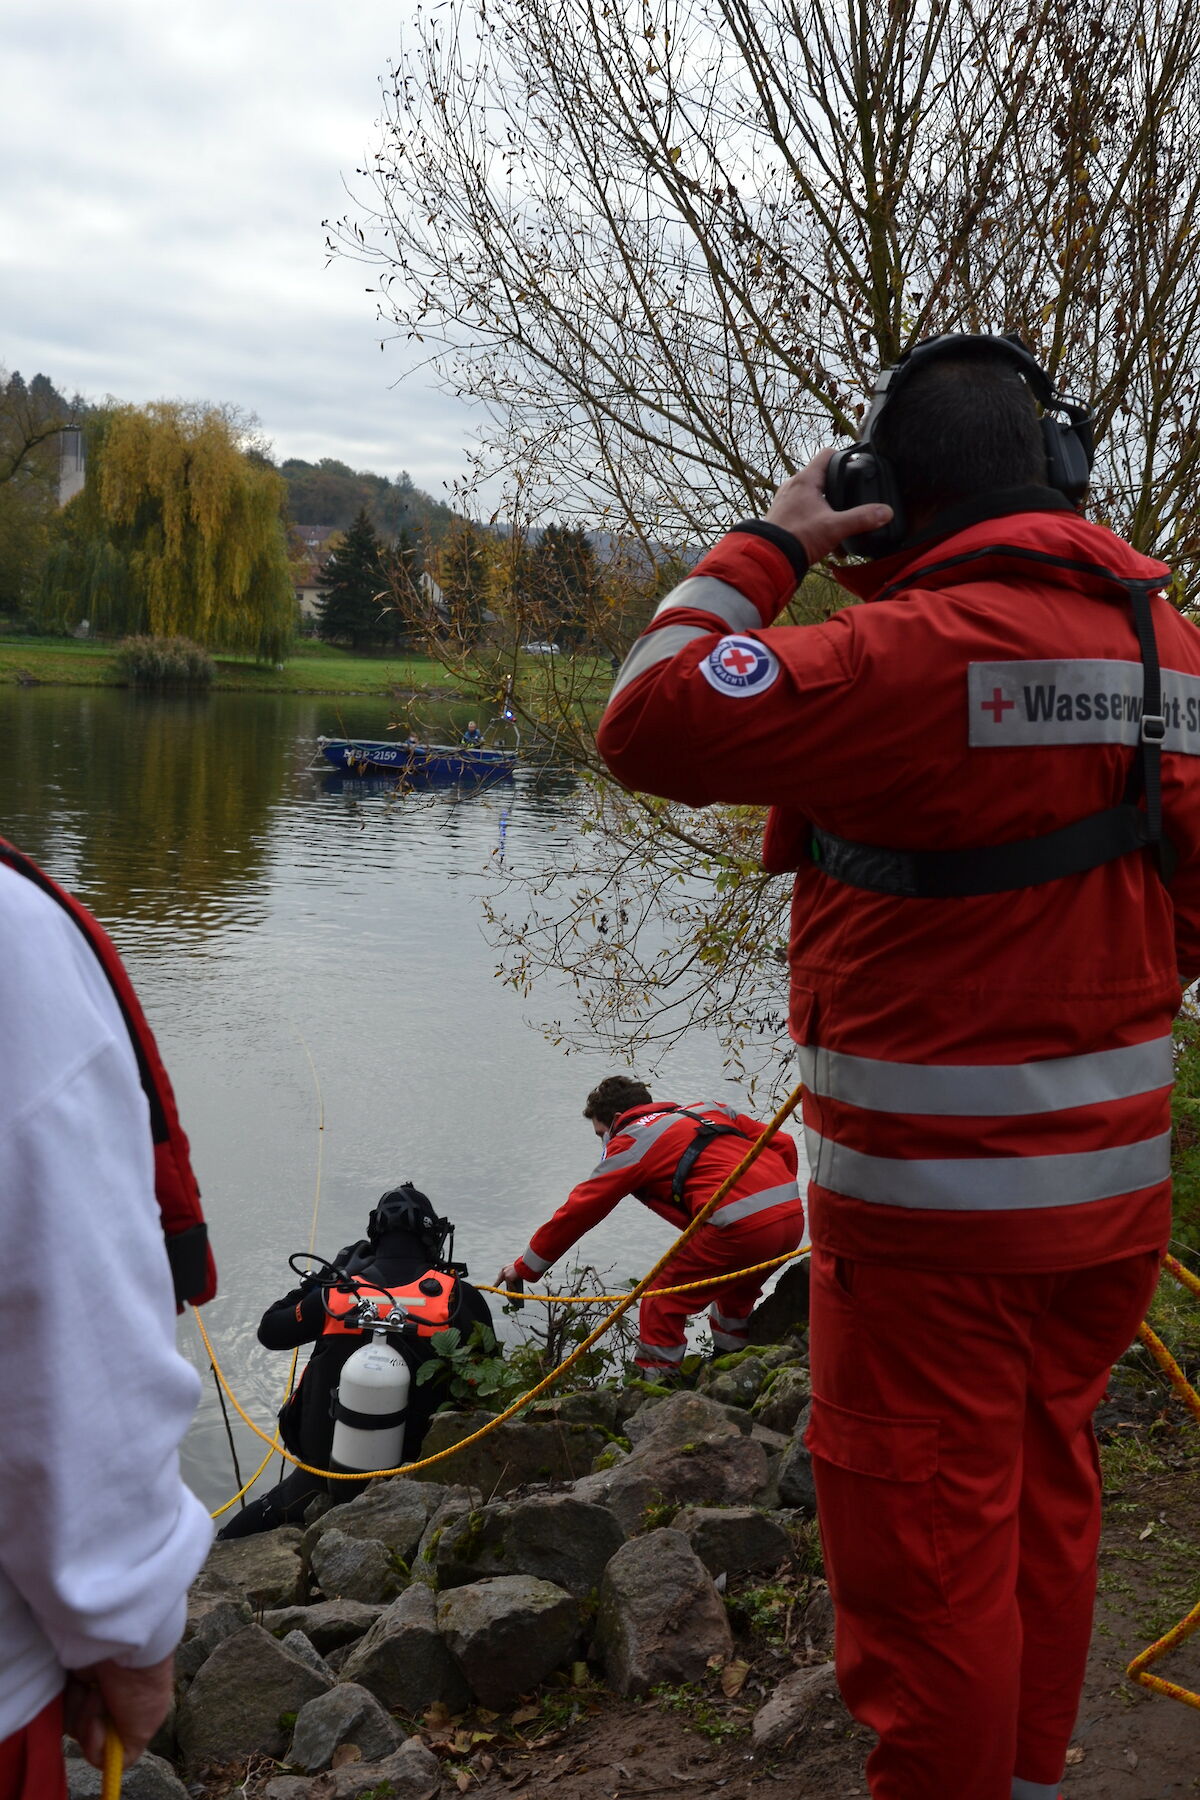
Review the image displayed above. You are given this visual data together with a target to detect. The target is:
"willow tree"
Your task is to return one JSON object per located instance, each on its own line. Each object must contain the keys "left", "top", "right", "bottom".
{"left": 330, "top": 0, "right": 1200, "bottom": 1083}
{"left": 42, "top": 402, "right": 295, "bottom": 660}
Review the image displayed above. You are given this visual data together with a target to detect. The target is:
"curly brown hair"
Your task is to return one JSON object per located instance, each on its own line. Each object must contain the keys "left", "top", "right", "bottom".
{"left": 583, "top": 1074, "right": 653, "bottom": 1127}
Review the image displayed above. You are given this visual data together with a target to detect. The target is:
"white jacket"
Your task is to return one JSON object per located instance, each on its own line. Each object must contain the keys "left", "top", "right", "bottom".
{"left": 0, "top": 864, "right": 212, "bottom": 1738}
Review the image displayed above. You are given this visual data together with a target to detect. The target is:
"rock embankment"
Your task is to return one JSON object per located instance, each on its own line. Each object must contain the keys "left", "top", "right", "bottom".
{"left": 93, "top": 1324, "right": 837, "bottom": 1799}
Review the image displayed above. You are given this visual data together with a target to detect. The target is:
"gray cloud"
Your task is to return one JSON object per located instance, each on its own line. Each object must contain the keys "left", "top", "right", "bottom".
{"left": 2, "top": 0, "right": 481, "bottom": 494}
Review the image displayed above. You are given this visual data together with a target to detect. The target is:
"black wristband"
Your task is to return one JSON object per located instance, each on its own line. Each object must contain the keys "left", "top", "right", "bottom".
{"left": 728, "top": 519, "right": 809, "bottom": 586}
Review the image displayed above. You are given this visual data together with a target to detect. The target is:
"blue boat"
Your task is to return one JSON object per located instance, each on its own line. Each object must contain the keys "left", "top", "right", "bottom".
{"left": 316, "top": 736, "right": 517, "bottom": 785}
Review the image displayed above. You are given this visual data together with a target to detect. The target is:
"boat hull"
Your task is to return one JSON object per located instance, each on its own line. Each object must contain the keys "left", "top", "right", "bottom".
{"left": 319, "top": 738, "right": 516, "bottom": 785}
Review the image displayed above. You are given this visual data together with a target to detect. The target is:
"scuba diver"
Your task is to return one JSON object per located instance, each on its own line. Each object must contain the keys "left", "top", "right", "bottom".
{"left": 218, "top": 1184, "right": 492, "bottom": 1539}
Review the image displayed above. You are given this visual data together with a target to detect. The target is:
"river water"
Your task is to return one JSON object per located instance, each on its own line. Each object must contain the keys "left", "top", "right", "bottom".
{"left": 0, "top": 684, "right": 788, "bottom": 1509}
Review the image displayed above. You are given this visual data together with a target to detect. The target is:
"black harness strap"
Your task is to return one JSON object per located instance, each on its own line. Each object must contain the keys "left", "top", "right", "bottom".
{"left": 669, "top": 1110, "right": 749, "bottom": 1207}
{"left": 810, "top": 568, "right": 1176, "bottom": 899}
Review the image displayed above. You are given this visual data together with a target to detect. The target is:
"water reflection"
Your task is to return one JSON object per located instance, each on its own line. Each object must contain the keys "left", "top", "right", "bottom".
{"left": 0, "top": 684, "right": 750, "bottom": 1510}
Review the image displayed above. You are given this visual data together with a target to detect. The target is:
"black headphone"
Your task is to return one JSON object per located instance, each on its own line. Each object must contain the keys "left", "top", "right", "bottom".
{"left": 824, "top": 332, "right": 1096, "bottom": 558}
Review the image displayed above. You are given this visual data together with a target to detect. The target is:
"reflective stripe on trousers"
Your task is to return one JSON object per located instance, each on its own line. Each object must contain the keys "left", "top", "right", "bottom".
{"left": 1012, "top": 1779, "right": 1062, "bottom": 1799}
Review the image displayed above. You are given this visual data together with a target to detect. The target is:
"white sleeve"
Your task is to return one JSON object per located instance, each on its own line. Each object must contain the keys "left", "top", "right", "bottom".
{"left": 0, "top": 892, "right": 213, "bottom": 1671}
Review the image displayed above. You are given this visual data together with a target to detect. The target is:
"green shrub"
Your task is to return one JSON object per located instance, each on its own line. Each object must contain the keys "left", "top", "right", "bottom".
{"left": 115, "top": 635, "right": 214, "bottom": 687}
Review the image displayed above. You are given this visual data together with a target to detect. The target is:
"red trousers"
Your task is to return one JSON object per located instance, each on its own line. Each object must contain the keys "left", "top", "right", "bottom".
{"left": 0, "top": 1695, "right": 67, "bottom": 1800}
{"left": 806, "top": 1245, "right": 1162, "bottom": 1800}
{"left": 635, "top": 1209, "right": 804, "bottom": 1373}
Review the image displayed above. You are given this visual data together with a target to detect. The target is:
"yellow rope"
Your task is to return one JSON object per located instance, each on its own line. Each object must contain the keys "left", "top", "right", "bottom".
{"left": 478, "top": 1245, "right": 808, "bottom": 1304}
{"left": 197, "top": 1080, "right": 805, "bottom": 1486}
{"left": 1126, "top": 1252, "right": 1200, "bottom": 1710}
{"left": 102, "top": 1724, "right": 122, "bottom": 1800}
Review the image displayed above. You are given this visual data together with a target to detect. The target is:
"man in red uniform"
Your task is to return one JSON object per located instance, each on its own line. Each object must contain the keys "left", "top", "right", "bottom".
{"left": 497, "top": 1074, "right": 803, "bottom": 1375}
{"left": 594, "top": 336, "right": 1200, "bottom": 1799}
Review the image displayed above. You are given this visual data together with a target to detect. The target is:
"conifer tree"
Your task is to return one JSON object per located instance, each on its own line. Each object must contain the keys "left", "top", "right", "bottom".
{"left": 438, "top": 518, "right": 491, "bottom": 648}
{"left": 316, "top": 507, "right": 392, "bottom": 648}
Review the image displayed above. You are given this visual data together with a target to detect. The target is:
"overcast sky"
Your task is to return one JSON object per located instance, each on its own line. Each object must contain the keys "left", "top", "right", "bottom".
{"left": 2, "top": 0, "right": 480, "bottom": 496}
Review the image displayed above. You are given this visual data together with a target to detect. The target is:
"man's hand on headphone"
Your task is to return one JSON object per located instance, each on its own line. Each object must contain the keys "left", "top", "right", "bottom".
{"left": 764, "top": 447, "right": 893, "bottom": 564}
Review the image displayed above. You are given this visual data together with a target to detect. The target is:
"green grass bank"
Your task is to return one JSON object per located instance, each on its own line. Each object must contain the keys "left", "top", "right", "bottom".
{"left": 0, "top": 635, "right": 465, "bottom": 697}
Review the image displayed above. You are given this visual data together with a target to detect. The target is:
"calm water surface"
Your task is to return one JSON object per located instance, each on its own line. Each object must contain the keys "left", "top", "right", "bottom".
{"left": 0, "top": 685, "right": 787, "bottom": 1508}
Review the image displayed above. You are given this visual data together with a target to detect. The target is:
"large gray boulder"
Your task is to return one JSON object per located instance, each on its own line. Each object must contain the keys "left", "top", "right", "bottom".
{"left": 279, "top": 1630, "right": 335, "bottom": 1679}
{"left": 309, "top": 1529, "right": 400, "bottom": 1604}
{"left": 433, "top": 1494, "right": 625, "bottom": 1597}
{"left": 197, "top": 1529, "right": 305, "bottom": 1609}
{"left": 745, "top": 1259, "right": 810, "bottom": 1344}
{"left": 698, "top": 1356, "right": 769, "bottom": 1411}
{"left": 673, "top": 1505, "right": 791, "bottom": 1577}
{"left": 414, "top": 1411, "right": 607, "bottom": 1493}
{"left": 339, "top": 1580, "right": 471, "bottom": 1714}
{"left": 320, "top": 1737, "right": 442, "bottom": 1798}
{"left": 594, "top": 1528, "right": 733, "bottom": 1696}
{"left": 175, "top": 1595, "right": 252, "bottom": 1686}
{"left": 574, "top": 1431, "right": 769, "bottom": 1534}
{"left": 66, "top": 1752, "right": 187, "bottom": 1799}
{"left": 776, "top": 1404, "right": 816, "bottom": 1513}
{"left": 526, "top": 1388, "right": 624, "bottom": 1432}
{"left": 287, "top": 1681, "right": 403, "bottom": 1772}
{"left": 436, "top": 1575, "right": 582, "bottom": 1708}
{"left": 175, "top": 1623, "right": 332, "bottom": 1771}
{"left": 301, "top": 1478, "right": 444, "bottom": 1566}
{"left": 262, "top": 1600, "right": 386, "bottom": 1654}
{"left": 625, "top": 1390, "right": 749, "bottom": 1449}
{"left": 751, "top": 1661, "right": 842, "bottom": 1751}
{"left": 409, "top": 1490, "right": 476, "bottom": 1587}
{"left": 752, "top": 1365, "right": 813, "bottom": 1435}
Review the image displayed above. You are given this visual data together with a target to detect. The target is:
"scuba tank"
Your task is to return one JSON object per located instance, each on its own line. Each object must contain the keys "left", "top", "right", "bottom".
{"left": 330, "top": 1319, "right": 410, "bottom": 1473}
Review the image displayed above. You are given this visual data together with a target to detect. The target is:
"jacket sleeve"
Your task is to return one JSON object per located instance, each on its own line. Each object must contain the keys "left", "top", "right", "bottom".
{"left": 257, "top": 1285, "right": 327, "bottom": 1349}
{"left": 596, "top": 532, "right": 859, "bottom": 807}
{"left": 513, "top": 1130, "right": 651, "bottom": 1277}
{"left": 0, "top": 905, "right": 212, "bottom": 1678}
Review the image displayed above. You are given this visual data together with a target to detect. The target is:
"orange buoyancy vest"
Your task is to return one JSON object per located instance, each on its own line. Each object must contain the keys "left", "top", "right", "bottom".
{"left": 0, "top": 835, "right": 216, "bottom": 1309}
{"left": 320, "top": 1269, "right": 459, "bottom": 1338}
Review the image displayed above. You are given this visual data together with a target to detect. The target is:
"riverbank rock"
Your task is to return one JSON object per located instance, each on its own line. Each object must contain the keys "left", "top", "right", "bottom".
{"left": 339, "top": 1581, "right": 471, "bottom": 1714}
{"left": 436, "top": 1575, "right": 582, "bottom": 1708}
{"left": 625, "top": 1390, "right": 750, "bottom": 1447}
{"left": 574, "top": 1415, "right": 768, "bottom": 1534}
{"left": 433, "top": 1493, "right": 625, "bottom": 1597}
{"left": 414, "top": 1411, "right": 608, "bottom": 1493}
{"left": 594, "top": 1528, "right": 733, "bottom": 1696}
{"left": 301, "top": 1478, "right": 445, "bottom": 1566}
{"left": 776, "top": 1404, "right": 816, "bottom": 1513}
{"left": 287, "top": 1682, "right": 403, "bottom": 1772}
{"left": 198, "top": 1528, "right": 305, "bottom": 1609}
{"left": 66, "top": 1751, "right": 187, "bottom": 1799}
{"left": 745, "top": 1259, "right": 810, "bottom": 1343}
{"left": 673, "top": 1505, "right": 791, "bottom": 1577}
{"left": 752, "top": 1364, "right": 813, "bottom": 1434}
{"left": 315, "top": 1737, "right": 441, "bottom": 1798}
{"left": 262, "top": 1600, "right": 385, "bottom": 1654}
{"left": 175, "top": 1623, "right": 332, "bottom": 1771}
{"left": 751, "top": 1661, "right": 842, "bottom": 1751}
{"left": 309, "top": 1528, "right": 399, "bottom": 1604}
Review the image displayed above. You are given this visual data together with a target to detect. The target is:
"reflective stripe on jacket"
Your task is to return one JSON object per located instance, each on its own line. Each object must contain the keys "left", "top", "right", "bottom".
{"left": 515, "top": 1100, "right": 802, "bottom": 1278}
{"left": 597, "top": 505, "right": 1200, "bottom": 1272}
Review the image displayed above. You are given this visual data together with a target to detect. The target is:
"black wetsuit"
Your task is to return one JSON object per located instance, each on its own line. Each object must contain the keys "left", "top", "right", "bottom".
{"left": 217, "top": 1228, "right": 492, "bottom": 1538}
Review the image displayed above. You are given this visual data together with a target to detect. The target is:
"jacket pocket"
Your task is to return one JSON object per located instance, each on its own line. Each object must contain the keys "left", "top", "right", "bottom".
{"left": 806, "top": 1396, "right": 949, "bottom": 1625}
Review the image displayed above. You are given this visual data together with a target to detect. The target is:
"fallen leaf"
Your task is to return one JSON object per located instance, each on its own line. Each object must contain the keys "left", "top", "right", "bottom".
{"left": 456, "top": 1771, "right": 473, "bottom": 1793}
{"left": 331, "top": 1744, "right": 362, "bottom": 1769}
{"left": 1126, "top": 1749, "right": 1139, "bottom": 1769}
{"left": 721, "top": 1658, "right": 751, "bottom": 1698}
{"left": 510, "top": 1705, "right": 540, "bottom": 1726}
{"left": 1139, "top": 1521, "right": 1156, "bottom": 1540}
{"left": 1065, "top": 1746, "right": 1085, "bottom": 1765}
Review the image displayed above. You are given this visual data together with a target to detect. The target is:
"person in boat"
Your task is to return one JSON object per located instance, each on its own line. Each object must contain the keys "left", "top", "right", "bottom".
{"left": 461, "top": 720, "right": 484, "bottom": 744}
{"left": 403, "top": 730, "right": 421, "bottom": 748}
{"left": 217, "top": 1185, "right": 492, "bottom": 1539}
{"left": 496, "top": 1075, "right": 803, "bottom": 1378}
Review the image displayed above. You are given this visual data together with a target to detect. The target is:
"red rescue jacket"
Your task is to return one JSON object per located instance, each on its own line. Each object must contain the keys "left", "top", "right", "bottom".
{"left": 0, "top": 835, "right": 216, "bottom": 1308}
{"left": 514, "top": 1100, "right": 802, "bottom": 1279}
{"left": 597, "top": 501, "right": 1200, "bottom": 1274}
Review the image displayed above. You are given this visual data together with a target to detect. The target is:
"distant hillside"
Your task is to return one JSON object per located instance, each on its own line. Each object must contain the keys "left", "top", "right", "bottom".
{"left": 280, "top": 458, "right": 457, "bottom": 543}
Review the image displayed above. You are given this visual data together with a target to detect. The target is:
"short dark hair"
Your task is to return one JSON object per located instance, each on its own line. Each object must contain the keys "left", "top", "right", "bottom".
{"left": 583, "top": 1075, "right": 653, "bottom": 1127}
{"left": 874, "top": 354, "right": 1048, "bottom": 515}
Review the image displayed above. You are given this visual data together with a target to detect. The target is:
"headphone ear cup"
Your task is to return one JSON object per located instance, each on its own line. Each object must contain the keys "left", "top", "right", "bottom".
{"left": 826, "top": 446, "right": 906, "bottom": 557}
{"left": 1041, "top": 416, "right": 1092, "bottom": 503}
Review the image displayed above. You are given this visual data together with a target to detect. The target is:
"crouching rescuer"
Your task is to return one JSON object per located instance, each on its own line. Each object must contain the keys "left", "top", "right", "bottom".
{"left": 497, "top": 1075, "right": 804, "bottom": 1376}
{"left": 219, "top": 1185, "right": 492, "bottom": 1538}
